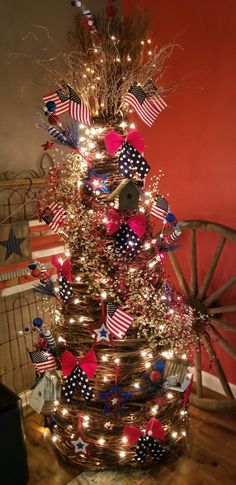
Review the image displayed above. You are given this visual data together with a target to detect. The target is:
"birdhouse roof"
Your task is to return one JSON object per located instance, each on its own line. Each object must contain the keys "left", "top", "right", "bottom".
{"left": 102, "top": 179, "right": 142, "bottom": 201}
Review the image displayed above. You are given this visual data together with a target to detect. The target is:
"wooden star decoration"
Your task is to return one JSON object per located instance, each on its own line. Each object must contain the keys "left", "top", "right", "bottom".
{"left": 0, "top": 227, "right": 25, "bottom": 260}
{"left": 92, "top": 323, "right": 113, "bottom": 346}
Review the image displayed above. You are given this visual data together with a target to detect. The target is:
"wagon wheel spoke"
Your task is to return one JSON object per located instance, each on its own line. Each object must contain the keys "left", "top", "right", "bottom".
{"left": 210, "top": 317, "right": 236, "bottom": 334}
{"left": 202, "top": 331, "right": 234, "bottom": 398}
{"left": 209, "top": 324, "right": 236, "bottom": 359}
{"left": 168, "top": 252, "right": 190, "bottom": 297}
{"left": 203, "top": 275, "right": 236, "bottom": 308}
{"left": 208, "top": 305, "right": 236, "bottom": 315}
{"left": 198, "top": 237, "right": 226, "bottom": 301}
{"left": 190, "top": 229, "right": 198, "bottom": 297}
{"left": 194, "top": 336, "right": 202, "bottom": 398}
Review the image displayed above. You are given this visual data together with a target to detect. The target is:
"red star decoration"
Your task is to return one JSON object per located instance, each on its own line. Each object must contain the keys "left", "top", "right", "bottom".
{"left": 41, "top": 141, "right": 54, "bottom": 150}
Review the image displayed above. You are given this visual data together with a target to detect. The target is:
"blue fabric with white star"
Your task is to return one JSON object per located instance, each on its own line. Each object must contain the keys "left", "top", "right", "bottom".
{"left": 118, "top": 142, "right": 150, "bottom": 180}
{"left": 82, "top": 168, "right": 110, "bottom": 193}
{"left": 61, "top": 364, "right": 94, "bottom": 403}
{"left": 115, "top": 224, "right": 141, "bottom": 259}
{"left": 99, "top": 383, "right": 131, "bottom": 414}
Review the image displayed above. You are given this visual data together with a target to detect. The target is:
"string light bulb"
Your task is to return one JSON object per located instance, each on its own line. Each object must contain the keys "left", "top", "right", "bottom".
{"left": 98, "top": 437, "right": 105, "bottom": 445}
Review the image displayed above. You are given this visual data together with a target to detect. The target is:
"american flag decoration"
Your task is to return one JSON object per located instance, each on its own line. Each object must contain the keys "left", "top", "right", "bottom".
{"left": 106, "top": 300, "right": 133, "bottom": 339}
{"left": 150, "top": 195, "right": 169, "bottom": 221}
{"left": 119, "top": 142, "right": 150, "bottom": 180}
{"left": 68, "top": 86, "right": 92, "bottom": 126}
{"left": 59, "top": 272, "right": 73, "bottom": 303}
{"left": 43, "top": 88, "right": 70, "bottom": 116}
{"left": 124, "top": 82, "right": 167, "bottom": 127}
{"left": 29, "top": 350, "right": 57, "bottom": 373}
{"left": 40, "top": 202, "right": 67, "bottom": 233}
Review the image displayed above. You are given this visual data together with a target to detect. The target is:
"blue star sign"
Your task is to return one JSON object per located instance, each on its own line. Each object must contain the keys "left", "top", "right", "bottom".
{"left": 0, "top": 227, "right": 25, "bottom": 260}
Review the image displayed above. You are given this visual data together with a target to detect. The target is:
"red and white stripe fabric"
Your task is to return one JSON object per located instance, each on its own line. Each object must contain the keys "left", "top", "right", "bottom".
{"left": 150, "top": 205, "right": 168, "bottom": 221}
{"left": 69, "top": 100, "right": 92, "bottom": 126}
{"left": 42, "top": 92, "right": 70, "bottom": 116}
{"left": 106, "top": 300, "right": 133, "bottom": 339}
{"left": 151, "top": 95, "right": 167, "bottom": 114}
{"left": 29, "top": 351, "right": 57, "bottom": 373}
{"left": 124, "top": 84, "right": 167, "bottom": 127}
{"left": 124, "top": 94, "right": 155, "bottom": 127}
{"left": 48, "top": 202, "right": 67, "bottom": 233}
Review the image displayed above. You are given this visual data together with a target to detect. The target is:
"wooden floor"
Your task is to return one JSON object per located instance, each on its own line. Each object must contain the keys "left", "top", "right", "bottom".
{"left": 24, "top": 404, "right": 236, "bottom": 485}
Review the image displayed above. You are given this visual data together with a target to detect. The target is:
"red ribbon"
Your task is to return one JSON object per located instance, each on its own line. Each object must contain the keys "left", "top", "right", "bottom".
{"left": 106, "top": 209, "right": 146, "bottom": 239}
{"left": 123, "top": 418, "right": 165, "bottom": 445}
{"left": 103, "top": 129, "right": 144, "bottom": 156}
{"left": 61, "top": 348, "right": 97, "bottom": 379}
{"left": 51, "top": 256, "right": 72, "bottom": 282}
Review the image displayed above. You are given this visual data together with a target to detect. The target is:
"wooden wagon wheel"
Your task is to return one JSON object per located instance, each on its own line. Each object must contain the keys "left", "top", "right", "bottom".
{"left": 167, "top": 220, "right": 236, "bottom": 410}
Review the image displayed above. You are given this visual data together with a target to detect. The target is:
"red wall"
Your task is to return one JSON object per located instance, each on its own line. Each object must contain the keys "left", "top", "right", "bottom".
{"left": 123, "top": 0, "right": 236, "bottom": 384}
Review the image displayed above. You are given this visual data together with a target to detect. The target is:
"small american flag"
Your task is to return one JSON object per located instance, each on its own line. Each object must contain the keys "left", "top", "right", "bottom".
{"left": 150, "top": 195, "right": 169, "bottom": 221}
{"left": 42, "top": 88, "right": 70, "bottom": 116}
{"left": 40, "top": 203, "right": 67, "bottom": 233}
{"left": 68, "top": 86, "right": 92, "bottom": 126}
{"left": 29, "top": 350, "right": 57, "bottom": 373}
{"left": 124, "top": 83, "right": 167, "bottom": 127}
{"left": 106, "top": 300, "right": 133, "bottom": 339}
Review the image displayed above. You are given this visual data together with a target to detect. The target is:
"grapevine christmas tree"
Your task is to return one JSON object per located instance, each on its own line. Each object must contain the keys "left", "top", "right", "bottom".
{"left": 29, "top": 1, "right": 195, "bottom": 470}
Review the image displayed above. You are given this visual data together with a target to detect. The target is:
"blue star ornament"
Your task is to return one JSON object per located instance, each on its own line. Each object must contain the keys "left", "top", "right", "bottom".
{"left": 0, "top": 227, "right": 25, "bottom": 260}
{"left": 82, "top": 169, "right": 110, "bottom": 193}
{"left": 99, "top": 383, "right": 131, "bottom": 414}
{"left": 71, "top": 436, "right": 89, "bottom": 454}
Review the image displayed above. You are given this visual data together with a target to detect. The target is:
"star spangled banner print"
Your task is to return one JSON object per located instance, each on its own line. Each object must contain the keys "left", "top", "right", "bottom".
{"left": 42, "top": 89, "right": 70, "bottom": 116}
{"left": 29, "top": 350, "right": 57, "bottom": 373}
{"left": 106, "top": 300, "right": 133, "bottom": 338}
{"left": 40, "top": 203, "right": 67, "bottom": 233}
{"left": 124, "top": 83, "right": 167, "bottom": 127}
{"left": 68, "top": 86, "right": 92, "bottom": 126}
{"left": 43, "top": 85, "right": 92, "bottom": 126}
{"left": 150, "top": 195, "right": 169, "bottom": 221}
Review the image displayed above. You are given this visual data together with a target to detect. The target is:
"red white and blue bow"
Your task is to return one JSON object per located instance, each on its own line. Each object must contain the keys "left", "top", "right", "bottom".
{"left": 51, "top": 256, "right": 72, "bottom": 282}
{"left": 105, "top": 210, "right": 146, "bottom": 259}
{"left": 106, "top": 209, "right": 146, "bottom": 238}
{"left": 103, "top": 129, "right": 144, "bottom": 156}
{"left": 123, "top": 418, "right": 166, "bottom": 464}
{"left": 61, "top": 349, "right": 97, "bottom": 403}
